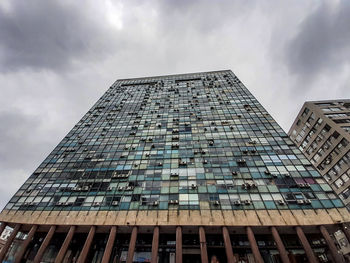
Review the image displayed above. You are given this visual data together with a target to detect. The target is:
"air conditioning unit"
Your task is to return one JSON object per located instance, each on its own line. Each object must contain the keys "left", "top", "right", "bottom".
{"left": 72, "top": 187, "right": 81, "bottom": 192}
{"left": 82, "top": 186, "right": 89, "bottom": 191}
{"left": 179, "top": 161, "right": 187, "bottom": 165}
{"left": 304, "top": 199, "right": 312, "bottom": 204}
{"left": 298, "top": 183, "right": 304, "bottom": 188}
{"left": 264, "top": 170, "right": 271, "bottom": 175}
{"left": 234, "top": 200, "right": 241, "bottom": 206}
{"left": 111, "top": 201, "right": 119, "bottom": 206}
{"left": 297, "top": 200, "right": 304, "bottom": 205}
{"left": 118, "top": 186, "right": 124, "bottom": 191}
{"left": 170, "top": 173, "right": 179, "bottom": 177}
{"left": 277, "top": 200, "right": 286, "bottom": 206}
{"left": 304, "top": 183, "right": 311, "bottom": 188}
{"left": 152, "top": 201, "right": 159, "bottom": 206}
{"left": 169, "top": 199, "right": 179, "bottom": 204}
{"left": 107, "top": 187, "right": 112, "bottom": 191}
{"left": 244, "top": 200, "right": 252, "bottom": 205}
{"left": 125, "top": 186, "right": 134, "bottom": 191}
{"left": 213, "top": 201, "right": 220, "bottom": 206}
{"left": 203, "top": 160, "right": 208, "bottom": 164}
{"left": 191, "top": 184, "right": 197, "bottom": 189}
{"left": 92, "top": 202, "right": 100, "bottom": 207}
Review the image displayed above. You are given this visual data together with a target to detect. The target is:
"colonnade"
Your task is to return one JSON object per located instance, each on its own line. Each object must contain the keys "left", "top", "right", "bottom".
{"left": 0, "top": 223, "right": 346, "bottom": 263}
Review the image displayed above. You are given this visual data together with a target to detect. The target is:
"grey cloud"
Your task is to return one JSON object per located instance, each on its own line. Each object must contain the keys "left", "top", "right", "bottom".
{"left": 156, "top": 0, "right": 257, "bottom": 35}
{"left": 285, "top": 2, "right": 350, "bottom": 82}
{"left": 0, "top": 0, "right": 115, "bottom": 72}
{"left": 0, "top": 109, "right": 56, "bottom": 208}
{"left": 0, "top": 109, "right": 54, "bottom": 171}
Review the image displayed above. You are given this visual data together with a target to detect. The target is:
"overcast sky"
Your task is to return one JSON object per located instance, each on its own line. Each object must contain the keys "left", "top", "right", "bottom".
{"left": 0, "top": 0, "right": 349, "bottom": 210}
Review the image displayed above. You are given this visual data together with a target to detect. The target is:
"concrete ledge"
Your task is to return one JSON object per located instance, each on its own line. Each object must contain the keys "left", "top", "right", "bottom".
{"left": 1, "top": 208, "right": 349, "bottom": 226}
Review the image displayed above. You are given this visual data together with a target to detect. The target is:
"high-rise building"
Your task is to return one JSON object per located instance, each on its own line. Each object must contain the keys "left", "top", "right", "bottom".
{"left": 0, "top": 71, "right": 349, "bottom": 263}
{"left": 289, "top": 100, "right": 350, "bottom": 210}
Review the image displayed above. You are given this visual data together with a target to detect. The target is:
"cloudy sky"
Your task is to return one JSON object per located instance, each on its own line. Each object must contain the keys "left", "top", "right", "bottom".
{"left": 0, "top": 0, "right": 349, "bottom": 209}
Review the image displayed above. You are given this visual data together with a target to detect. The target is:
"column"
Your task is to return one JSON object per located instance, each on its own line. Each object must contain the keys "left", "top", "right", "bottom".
{"left": 0, "top": 224, "right": 21, "bottom": 262}
{"left": 126, "top": 226, "right": 138, "bottom": 263}
{"left": 319, "top": 225, "right": 344, "bottom": 263}
{"left": 270, "top": 226, "right": 290, "bottom": 263}
{"left": 295, "top": 226, "right": 318, "bottom": 263}
{"left": 199, "top": 226, "right": 208, "bottom": 263}
{"left": 246, "top": 227, "right": 263, "bottom": 263}
{"left": 151, "top": 226, "right": 159, "bottom": 263}
{"left": 342, "top": 224, "right": 350, "bottom": 246}
{"left": 55, "top": 225, "right": 76, "bottom": 263}
{"left": 176, "top": 226, "right": 182, "bottom": 263}
{"left": 222, "top": 226, "right": 235, "bottom": 263}
{"left": 101, "top": 226, "right": 117, "bottom": 263}
{"left": 0, "top": 223, "right": 7, "bottom": 236}
{"left": 77, "top": 225, "right": 96, "bottom": 263}
{"left": 14, "top": 225, "right": 38, "bottom": 263}
{"left": 33, "top": 225, "right": 56, "bottom": 263}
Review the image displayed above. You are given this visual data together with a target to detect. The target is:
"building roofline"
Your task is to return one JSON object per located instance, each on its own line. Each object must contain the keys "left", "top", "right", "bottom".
{"left": 116, "top": 69, "right": 233, "bottom": 82}
{"left": 304, "top": 99, "right": 350, "bottom": 104}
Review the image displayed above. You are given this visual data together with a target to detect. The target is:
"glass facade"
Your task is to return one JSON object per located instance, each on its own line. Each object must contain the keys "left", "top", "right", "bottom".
{"left": 4, "top": 70, "right": 344, "bottom": 213}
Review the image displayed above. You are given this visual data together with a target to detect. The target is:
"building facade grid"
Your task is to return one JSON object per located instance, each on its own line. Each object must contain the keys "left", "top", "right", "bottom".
{"left": 0, "top": 71, "right": 349, "bottom": 263}
{"left": 4, "top": 70, "right": 343, "bottom": 213}
{"left": 289, "top": 99, "right": 350, "bottom": 209}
